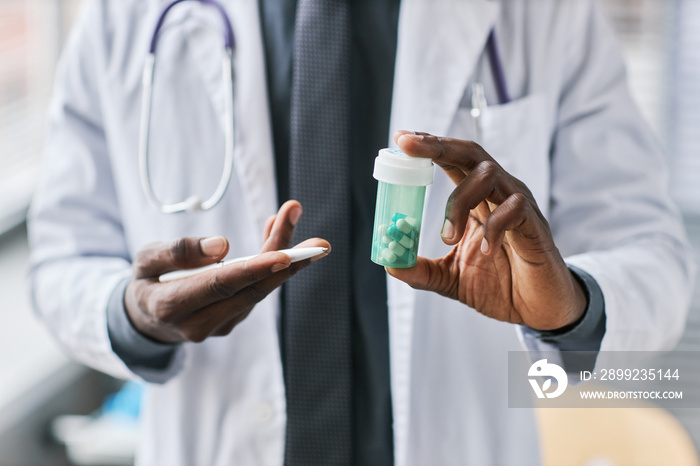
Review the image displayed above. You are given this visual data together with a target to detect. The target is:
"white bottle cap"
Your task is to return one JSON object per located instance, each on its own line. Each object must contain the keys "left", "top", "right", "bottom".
{"left": 373, "top": 148, "right": 434, "bottom": 186}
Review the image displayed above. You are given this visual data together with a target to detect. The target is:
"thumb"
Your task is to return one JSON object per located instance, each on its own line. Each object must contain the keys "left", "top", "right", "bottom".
{"left": 132, "top": 236, "right": 229, "bottom": 279}
{"left": 385, "top": 256, "right": 446, "bottom": 293}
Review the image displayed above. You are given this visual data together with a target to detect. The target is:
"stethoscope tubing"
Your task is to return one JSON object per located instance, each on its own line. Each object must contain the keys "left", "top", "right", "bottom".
{"left": 139, "top": 1, "right": 509, "bottom": 214}
{"left": 150, "top": 0, "right": 235, "bottom": 53}
{"left": 140, "top": 0, "right": 236, "bottom": 213}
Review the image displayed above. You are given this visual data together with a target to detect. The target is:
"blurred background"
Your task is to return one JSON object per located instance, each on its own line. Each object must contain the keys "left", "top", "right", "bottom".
{"left": 0, "top": 0, "right": 698, "bottom": 465}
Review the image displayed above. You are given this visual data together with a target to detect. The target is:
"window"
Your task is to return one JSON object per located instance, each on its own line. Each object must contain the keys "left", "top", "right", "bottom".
{"left": 669, "top": 1, "right": 700, "bottom": 213}
{"left": 601, "top": 0, "right": 671, "bottom": 142}
{"left": 601, "top": 0, "right": 700, "bottom": 214}
{"left": 0, "top": 0, "right": 82, "bottom": 235}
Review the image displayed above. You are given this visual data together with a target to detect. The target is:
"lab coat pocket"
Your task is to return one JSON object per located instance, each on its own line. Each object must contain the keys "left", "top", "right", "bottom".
{"left": 450, "top": 93, "right": 553, "bottom": 216}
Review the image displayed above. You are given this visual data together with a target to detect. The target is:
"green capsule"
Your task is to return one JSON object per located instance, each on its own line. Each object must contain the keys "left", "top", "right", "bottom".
{"left": 391, "top": 212, "right": 407, "bottom": 223}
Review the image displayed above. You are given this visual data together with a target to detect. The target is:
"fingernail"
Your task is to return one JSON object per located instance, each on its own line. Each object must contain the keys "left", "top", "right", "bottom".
{"left": 290, "top": 207, "right": 302, "bottom": 226}
{"left": 394, "top": 131, "right": 411, "bottom": 144}
{"left": 481, "top": 238, "right": 490, "bottom": 255}
{"left": 271, "top": 262, "right": 290, "bottom": 273}
{"left": 441, "top": 219, "right": 455, "bottom": 241}
{"left": 200, "top": 236, "right": 227, "bottom": 256}
{"left": 401, "top": 134, "right": 424, "bottom": 143}
{"left": 310, "top": 247, "right": 330, "bottom": 262}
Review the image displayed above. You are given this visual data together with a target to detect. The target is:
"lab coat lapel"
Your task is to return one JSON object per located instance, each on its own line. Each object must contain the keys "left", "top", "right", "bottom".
{"left": 389, "top": 0, "right": 500, "bottom": 137}
{"left": 180, "top": 1, "right": 278, "bottom": 237}
{"left": 180, "top": 7, "right": 228, "bottom": 130}
{"left": 388, "top": 2, "right": 500, "bottom": 465}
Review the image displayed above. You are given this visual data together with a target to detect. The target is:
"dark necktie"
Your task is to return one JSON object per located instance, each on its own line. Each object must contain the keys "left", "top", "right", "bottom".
{"left": 284, "top": 1, "right": 353, "bottom": 465}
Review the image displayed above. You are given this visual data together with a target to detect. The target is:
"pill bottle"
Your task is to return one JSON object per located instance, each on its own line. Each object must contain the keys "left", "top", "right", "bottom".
{"left": 371, "top": 148, "right": 434, "bottom": 268}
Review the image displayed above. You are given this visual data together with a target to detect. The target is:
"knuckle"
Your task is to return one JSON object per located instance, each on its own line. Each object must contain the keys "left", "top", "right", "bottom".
{"left": 434, "top": 137, "right": 449, "bottom": 160}
{"left": 169, "top": 238, "right": 193, "bottom": 267}
{"left": 153, "top": 305, "right": 172, "bottom": 323}
{"left": 243, "top": 283, "right": 270, "bottom": 305}
{"left": 508, "top": 192, "right": 529, "bottom": 210}
{"left": 133, "top": 243, "right": 159, "bottom": 271}
{"left": 149, "top": 293, "right": 176, "bottom": 323}
{"left": 476, "top": 160, "right": 498, "bottom": 177}
{"left": 207, "top": 274, "right": 237, "bottom": 299}
{"left": 132, "top": 254, "right": 145, "bottom": 272}
{"left": 465, "top": 139, "right": 483, "bottom": 153}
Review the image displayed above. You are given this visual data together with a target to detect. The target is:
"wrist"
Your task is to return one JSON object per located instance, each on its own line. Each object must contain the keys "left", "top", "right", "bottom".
{"left": 567, "top": 268, "right": 589, "bottom": 322}
{"left": 124, "top": 282, "right": 180, "bottom": 344}
{"left": 549, "top": 269, "right": 589, "bottom": 332}
{"left": 527, "top": 268, "right": 589, "bottom": 332}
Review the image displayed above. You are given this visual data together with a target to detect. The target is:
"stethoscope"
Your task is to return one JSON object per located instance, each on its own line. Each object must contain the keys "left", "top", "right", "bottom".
{"left": 139, "top": 0, "right": 510, "bottom": 214}
{"left": 139, "top": 0, "right": 236, "bottom": 213}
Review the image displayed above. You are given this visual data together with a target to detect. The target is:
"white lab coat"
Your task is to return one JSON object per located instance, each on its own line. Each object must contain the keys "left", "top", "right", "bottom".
{"left": 28, "top": 0, "right": 694, "bottom": 465}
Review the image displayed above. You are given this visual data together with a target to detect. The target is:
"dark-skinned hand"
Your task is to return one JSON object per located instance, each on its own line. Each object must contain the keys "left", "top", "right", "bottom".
{"left": 124, "top": 200, "right": 330, "bottom": 343}
{"left": 387, "top": 131, "right": 587, "bottom": 331}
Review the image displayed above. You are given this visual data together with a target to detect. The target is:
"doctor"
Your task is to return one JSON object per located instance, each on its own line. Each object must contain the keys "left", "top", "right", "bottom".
{"left": 28, "top": 1, "right": 693, "bottom": 465}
